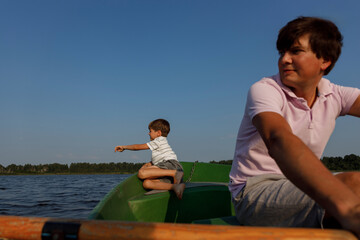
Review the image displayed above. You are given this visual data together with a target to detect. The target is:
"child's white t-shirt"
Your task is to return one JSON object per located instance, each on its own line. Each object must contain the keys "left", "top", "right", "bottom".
{"left": 147, "top": 136, "right": 177, "bottom": 165}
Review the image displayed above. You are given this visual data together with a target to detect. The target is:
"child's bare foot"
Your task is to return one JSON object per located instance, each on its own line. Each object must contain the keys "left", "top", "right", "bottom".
{"left": 173, "top": 183, "right": 185, "bottom": 200}
{"left": 174, "top": 171, "right": 184, "bottom": 184}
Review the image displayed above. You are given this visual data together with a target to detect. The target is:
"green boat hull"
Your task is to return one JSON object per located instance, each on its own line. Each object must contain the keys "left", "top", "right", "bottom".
{"left": 2, "top": 161, "right": 353, "bottom": 240}
{"left": 89, "top": 162, "right": 235, "bottom": 223}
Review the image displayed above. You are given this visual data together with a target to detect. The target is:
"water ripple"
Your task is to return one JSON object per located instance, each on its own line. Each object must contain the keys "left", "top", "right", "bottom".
{"left": 0, "top": 174, "right": 130, "bottom": 218}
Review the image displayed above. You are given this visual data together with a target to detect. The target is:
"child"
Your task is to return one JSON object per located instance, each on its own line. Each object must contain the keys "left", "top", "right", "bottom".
{"left": 114, "top": 119, "right": 185, "bottom": 199}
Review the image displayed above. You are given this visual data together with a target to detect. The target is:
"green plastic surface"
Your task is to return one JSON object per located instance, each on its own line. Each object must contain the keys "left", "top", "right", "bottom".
{"left": 89, "top": 162, "right": 234, "bottom": 224}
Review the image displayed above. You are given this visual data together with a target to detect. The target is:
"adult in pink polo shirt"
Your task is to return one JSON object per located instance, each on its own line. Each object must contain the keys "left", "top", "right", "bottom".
{"left": 229, "top": 74, "right": 360, "bottom": 198}
{"left": 229, "top": 17, "right": 360, "bottom": 235}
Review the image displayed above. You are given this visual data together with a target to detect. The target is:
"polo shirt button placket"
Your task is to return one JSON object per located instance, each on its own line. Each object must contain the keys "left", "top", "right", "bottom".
{"left": 308, "top": 110, "right": 314, "bottom": 129}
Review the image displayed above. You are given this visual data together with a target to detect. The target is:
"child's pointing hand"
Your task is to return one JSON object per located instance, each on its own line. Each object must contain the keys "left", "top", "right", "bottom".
{"left": 114, "top": 146, "right": 125, "bottom": 152}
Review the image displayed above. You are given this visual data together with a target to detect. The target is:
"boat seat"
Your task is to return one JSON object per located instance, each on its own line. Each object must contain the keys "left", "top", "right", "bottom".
{"left": 192, "top": 216, "right": 240, "bottom": 226}
{"left": 185, "top": 182, "right": 228, "bottom": 187}
{"left": 144, "top": 182, "right": 228, "bottom": 195}
{"left": 128, "top": 181, "right": 234, "bottom": 223}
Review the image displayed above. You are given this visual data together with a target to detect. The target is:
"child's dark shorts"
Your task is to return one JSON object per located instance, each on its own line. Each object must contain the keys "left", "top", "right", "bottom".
{"left": 155, "top": 159, "right": 183, "bottom": 183}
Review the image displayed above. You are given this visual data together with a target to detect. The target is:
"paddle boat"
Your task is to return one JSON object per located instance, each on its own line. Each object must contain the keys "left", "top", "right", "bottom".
{"left": 0, "top": 162, "right": 356, "bottom": 239}
{"left": 88, "top": 161, "right": 234, "bottom": 224}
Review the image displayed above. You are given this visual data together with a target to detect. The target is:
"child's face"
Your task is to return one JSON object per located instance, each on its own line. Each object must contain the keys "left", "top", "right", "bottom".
{"left": 149, "top": 128, "right": 161, "bottom": 140}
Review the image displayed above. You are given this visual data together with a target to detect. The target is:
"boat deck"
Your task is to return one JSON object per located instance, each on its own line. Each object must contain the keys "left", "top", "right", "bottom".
{"left": 89, "top": 162, "right": 236, "bottom": 223}
{"left": 128, "top": 181, "right": 235, "bottom": 223}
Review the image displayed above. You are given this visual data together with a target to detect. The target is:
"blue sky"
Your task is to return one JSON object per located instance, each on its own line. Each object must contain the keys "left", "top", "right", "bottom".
{"left": 1, "top": 0, "right": 360, "bottom": 167}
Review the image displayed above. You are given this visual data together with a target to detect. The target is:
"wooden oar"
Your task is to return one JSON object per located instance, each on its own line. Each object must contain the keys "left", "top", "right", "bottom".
{"left": 0, "top": 215, "right": 356, "bottom": 240}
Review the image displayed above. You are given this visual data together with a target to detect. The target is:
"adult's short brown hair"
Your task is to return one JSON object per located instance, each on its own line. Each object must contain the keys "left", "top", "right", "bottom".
{"left": 148, "top": 119, "right": 170, "bottom": 137}
{"left": 276, "top": 16, "right": 343, "bottom": 75}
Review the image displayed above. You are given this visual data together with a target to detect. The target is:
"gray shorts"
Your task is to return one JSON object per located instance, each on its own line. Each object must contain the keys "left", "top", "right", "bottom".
{"left": 233, "top": 174, "right": 325, "bottom": 228}
{"left": 155, "top": 160, "right": 183, "bottom": 183}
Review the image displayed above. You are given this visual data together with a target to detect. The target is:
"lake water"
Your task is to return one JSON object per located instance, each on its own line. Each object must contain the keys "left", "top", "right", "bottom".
{"left": 0, "top": 174, "right": 131, "bottom": 219}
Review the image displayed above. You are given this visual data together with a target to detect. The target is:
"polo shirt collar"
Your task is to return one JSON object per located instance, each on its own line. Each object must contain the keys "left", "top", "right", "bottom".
{"left": 274, "top": 73, "right": 333, "bottom": 100}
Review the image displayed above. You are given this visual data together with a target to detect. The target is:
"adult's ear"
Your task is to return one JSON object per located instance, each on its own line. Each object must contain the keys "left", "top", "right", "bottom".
{"left": 320, "top": 59, "right": 331, "bottom": 72}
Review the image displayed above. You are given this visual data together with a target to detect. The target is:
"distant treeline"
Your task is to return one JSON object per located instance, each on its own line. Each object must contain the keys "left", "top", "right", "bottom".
{"left": 210, "top": 160, "right": 233, "bottom": 165}
{"left": 1, "top": 154, "right": 360, "bottom": 175}
{"left": 0, "top": 162, "right": 145, "bottom": 175}
{"left": 211, "top": 154, "right": 360, "bottom": 172}
{"left": 321, "top": 154, "right": 360, "bottom": 171}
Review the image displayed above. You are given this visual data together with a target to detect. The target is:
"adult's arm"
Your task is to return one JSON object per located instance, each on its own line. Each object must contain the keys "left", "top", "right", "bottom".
{"left": 252, "top": 111, "right": 360, "bottom": 236}
{"left": 348, "top": 95, "right": 360, "bottom": 117}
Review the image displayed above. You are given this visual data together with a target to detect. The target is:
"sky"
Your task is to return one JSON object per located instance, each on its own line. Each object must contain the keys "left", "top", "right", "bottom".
{"left": 1, "top": 0, "right": 360, "bottom": 167}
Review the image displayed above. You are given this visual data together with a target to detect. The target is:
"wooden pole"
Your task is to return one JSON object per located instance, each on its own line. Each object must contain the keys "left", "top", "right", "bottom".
{"left": 0, "top": 216, "right": 48, "bottom": 240}
{"left": 0, "top": 215, "right": 356, "bottom": 240}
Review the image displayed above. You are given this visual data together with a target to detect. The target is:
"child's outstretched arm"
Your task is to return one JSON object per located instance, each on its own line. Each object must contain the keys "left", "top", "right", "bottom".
{"left": 114, "top": 144, "right": 149, "bottom": 152}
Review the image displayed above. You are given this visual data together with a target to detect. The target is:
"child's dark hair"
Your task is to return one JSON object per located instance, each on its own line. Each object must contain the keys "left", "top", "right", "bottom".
{"left": 148, "top": 119, "right": 170, "bottom": 137}
{"left": 277, "top": 16, "right": 343, "bottom": 75}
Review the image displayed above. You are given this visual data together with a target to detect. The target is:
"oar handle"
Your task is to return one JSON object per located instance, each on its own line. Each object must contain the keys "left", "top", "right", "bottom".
{"left": 0, "top": 215, "right": 357, "bottom": 240}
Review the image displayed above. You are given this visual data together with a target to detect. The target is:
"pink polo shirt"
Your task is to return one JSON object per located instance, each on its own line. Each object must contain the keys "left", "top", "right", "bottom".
{"left": 229, "top": 74, "right": 360, "bottom": 199}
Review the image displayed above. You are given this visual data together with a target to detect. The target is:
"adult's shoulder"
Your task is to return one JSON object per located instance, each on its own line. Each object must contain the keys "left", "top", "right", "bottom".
{"left": 318, "top": 77, "right": 360, "bottom": 96}
{"left": 251, "top": 74, "right": 281, "bottom": 88}
{"left": 249, "top": 74, "right": 286, "bottom": 100}
{"left": 319, "top": 77, "right": 360, "bottom": 116}
{"left": 246, "top": 74, "right": 285, "bottom": 118}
